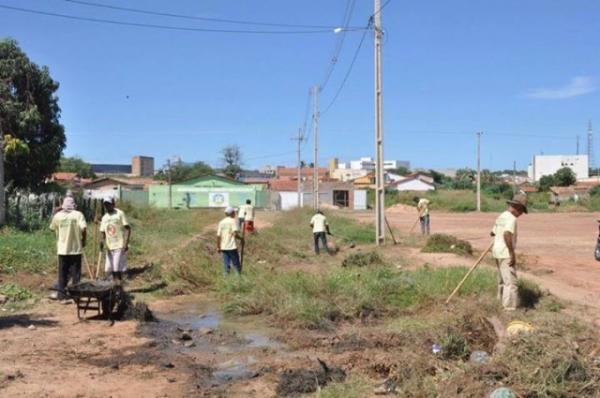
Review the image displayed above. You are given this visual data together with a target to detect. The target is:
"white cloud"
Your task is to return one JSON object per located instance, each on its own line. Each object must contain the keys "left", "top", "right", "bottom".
{"left": 525, "top": 76, "right": 597, "bottom": 100}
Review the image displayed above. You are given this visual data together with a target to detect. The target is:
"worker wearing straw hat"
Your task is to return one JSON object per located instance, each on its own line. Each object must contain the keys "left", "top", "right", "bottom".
{"left": 491, "top": 193, "right": 528, "bottom": 310}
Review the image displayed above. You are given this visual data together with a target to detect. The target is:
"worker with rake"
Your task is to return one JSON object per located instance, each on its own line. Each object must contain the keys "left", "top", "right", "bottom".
{"left": 491, "top": 193, "right": 527, "bottom": 311}
{"left": 49, "top": 197, "right": 87, "bottom": 302}
{"left": 217, "top": 207, "right": 244, "bottom": 275}
{"left": 415, "top": 196, "right": 431, "bottom": 235}
{"left": 99, "top": 197, "right": 131, "bottom": 284}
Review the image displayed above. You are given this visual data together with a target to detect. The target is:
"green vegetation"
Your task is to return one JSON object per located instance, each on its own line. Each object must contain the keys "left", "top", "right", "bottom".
{"left": 0, "top": 38, "right": 66, "bottom": 191}
{"left": 318, "top": 375, "right": 372, "bottom": 398}
{"left": 154, "top": 160, "right": 213, "bottom": 183}
{"left": 57, "top": 156, "right": 96, "bottom": 178}
{"left": 422, "top": 233, "right": 473, "bottom": 255}
{"left": 341, "top": 251, "right": 383, "bottom": 268}
{"left": 0, "top": 227, "right": 55, "bottom": 273}
{"left": 0, "top": 283, "right": 33, "bottom": 301}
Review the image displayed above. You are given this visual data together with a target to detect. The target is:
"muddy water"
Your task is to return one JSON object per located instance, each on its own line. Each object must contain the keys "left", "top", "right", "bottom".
{"left": 140, "top": 296, "right": 284, "bottom": 384}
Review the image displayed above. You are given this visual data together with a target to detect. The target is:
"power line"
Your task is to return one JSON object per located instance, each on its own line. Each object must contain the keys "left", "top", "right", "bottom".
{"left": 0, "top": 4, "right": 346, "bottom": 34}
{"left": 63, "top": 0, "right": 362, "bottom": 30}
{"left": 321, "top": 19, "right": 372, "bottom": 115}
{"left": 319, "top": 0, "right": 356, "bottom": 90}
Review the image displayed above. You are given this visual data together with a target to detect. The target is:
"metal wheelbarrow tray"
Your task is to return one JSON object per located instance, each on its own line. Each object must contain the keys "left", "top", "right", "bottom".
{"left": 66, "top": 280, "right": 124, "bottom": 321}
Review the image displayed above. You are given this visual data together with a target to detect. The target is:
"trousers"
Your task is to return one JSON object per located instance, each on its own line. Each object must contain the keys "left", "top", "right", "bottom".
{"left": 58, "top": 255, "right": 82, "bottom": 299}
{"left": 313, "top": 232, "right": 329, "bottom": 255}
{"left": 222, "top": 249, "right": 241, "bottom": 275}
{"left": 420, "top": 215, "right": 430, "bottom": 235}
{"left": 496, "top": 258, "right": 519, "bottom": 310}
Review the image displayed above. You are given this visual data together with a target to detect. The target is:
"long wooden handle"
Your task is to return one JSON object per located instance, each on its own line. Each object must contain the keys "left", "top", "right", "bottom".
{"left": 445, "top": 240, "right": 494, "bottom": 304}
{"left": 82, "top": 253, "right": 94, "bottom": 280}
{"left": 408, "top": 216, "right": 420, "bottom": 234}
{"left": 384, "top": 216, "right": 398, "bottom": 245}
{"left": 95, "top": 251, "right": 103, "bottom": 279}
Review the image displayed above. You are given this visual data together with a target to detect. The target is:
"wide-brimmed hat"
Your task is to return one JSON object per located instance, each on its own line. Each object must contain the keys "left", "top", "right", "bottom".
{"left": 507, "top": 193, "right": 528, "bottom": 213}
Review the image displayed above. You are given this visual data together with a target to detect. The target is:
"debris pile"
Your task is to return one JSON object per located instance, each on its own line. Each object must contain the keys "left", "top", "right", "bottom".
{"left": 276, "top": 359, "right": 345, "bottom": 397}
{"left": 422, "top": 233, "right": 473, "bottom": 255}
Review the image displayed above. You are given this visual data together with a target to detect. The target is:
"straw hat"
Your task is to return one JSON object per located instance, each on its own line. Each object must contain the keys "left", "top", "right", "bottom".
{"left": 507, "top": 193, "right": 528, "bottom": 213}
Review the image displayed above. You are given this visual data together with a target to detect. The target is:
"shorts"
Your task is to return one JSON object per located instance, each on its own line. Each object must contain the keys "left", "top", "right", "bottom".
{"left": 105, "top": 249, "right": 127, "bottom": 273}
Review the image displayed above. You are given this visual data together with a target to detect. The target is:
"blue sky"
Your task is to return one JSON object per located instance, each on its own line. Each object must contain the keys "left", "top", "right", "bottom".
{"left": 1, "top": 0, "right": 599, "bottom": 171}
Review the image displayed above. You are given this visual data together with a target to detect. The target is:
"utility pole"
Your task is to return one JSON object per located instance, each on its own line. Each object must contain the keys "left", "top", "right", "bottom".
{"left": 167, "top": 158, "right": 172, "bottom": 209}
{"left": 476, "top": 132, "right": 482, "bottom": 212}
{"left": 576, "top": 135, "right": 580, "bottom": 155}
{"left": 374, "top": 0, "right": 385, "bottom": 245}
{"left": 312, "top": 85, "right": 320, "bottom": 209}
{"left": 293, "top": 128, "right": 304, "bottom": 208}
{"left": 588, "top": 120, "right": 594, "bottom": 173}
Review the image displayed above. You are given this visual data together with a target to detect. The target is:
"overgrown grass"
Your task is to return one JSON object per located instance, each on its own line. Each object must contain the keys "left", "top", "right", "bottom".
{"left": 422, "top": 233, "right": 473, "bottom": 255}
{"left": 0, "top": 227, "right": 55, "bottom": 273}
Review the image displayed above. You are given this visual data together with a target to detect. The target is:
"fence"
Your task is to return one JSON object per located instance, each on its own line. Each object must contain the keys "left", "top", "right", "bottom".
{"left": 5, "top": 193, "right": 103, "bottom": 231}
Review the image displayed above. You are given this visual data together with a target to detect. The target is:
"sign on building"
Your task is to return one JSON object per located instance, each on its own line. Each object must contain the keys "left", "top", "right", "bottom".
{"left": 208, "top": 192, "right": 229, "bottom": 207}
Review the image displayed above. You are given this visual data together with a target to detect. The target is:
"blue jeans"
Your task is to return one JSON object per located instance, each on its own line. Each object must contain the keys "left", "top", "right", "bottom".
{"left": 420, "top": 215, "right": 430, "bottom": 235}
{"left": 222, "top": 249, "right": 241, "bottom": 275}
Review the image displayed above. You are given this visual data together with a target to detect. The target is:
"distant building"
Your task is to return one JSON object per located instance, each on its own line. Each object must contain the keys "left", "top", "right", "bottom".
{"left": 132, "top": 156, "right": 155, "bottom": 177}
{"left": 528, "top": 155, "right": 589, "bottom": 182}
{"left": 91, "top": 164, "right": 132, "bottom": 175}
{"left": 344, "top": 157, "right": 410, "bottom": 171}
{"left": 330, "top": 168, "right": 369, "bottom": 182}
{"left": 390, "top": 176, "right": 436, "bottom": 192}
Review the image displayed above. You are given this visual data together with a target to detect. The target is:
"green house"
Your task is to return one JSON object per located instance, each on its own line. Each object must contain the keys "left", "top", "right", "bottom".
{"left": 148, "top": 175, "right": 268, "bottom": 208}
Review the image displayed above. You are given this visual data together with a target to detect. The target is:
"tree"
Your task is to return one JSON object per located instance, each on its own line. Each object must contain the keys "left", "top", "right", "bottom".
{"left": 538, "top": 175, "right": 555, "bottom": 192}
{"left": 154, "top": 160, "right": 213, "bottom": 183}
{"left": 58, "top": 156, "right": 96, "bottom": 179}
{"left": 553, "top": 167, "right": 576, "bottom": 187}
{"left": 221, "top": 145, "right": 242, "bottom": 179}
{"left": 390, "top": 166, "right": 410, "bottom": 176}
{"left": 0, "top": 39, "right": 66, "bottom": 191}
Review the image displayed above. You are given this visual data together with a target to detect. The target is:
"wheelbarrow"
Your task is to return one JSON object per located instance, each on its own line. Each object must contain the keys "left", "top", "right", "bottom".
{"left": 65, "top": 280, "right": 124, "bottom": 322}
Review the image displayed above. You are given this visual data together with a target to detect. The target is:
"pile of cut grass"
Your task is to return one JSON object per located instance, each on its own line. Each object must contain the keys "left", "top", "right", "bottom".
{"left": 341, "top": 251, "right": 383, "bottom": 268}
{"left": 422, "top": 233, "right": 473, "bottom": 255}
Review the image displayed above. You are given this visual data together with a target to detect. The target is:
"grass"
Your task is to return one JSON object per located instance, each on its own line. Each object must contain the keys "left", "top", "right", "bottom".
{"left": 0, "top": 227, "right": 55, "bottom": 273}
{"left": 0, "top": 283, "right": 33, "bottom": 301}
{"left": 318, "top": 375, "right": 373, "bottom": 398}
{"left": 422, "top": 233, "right": 473, "bottom": 255}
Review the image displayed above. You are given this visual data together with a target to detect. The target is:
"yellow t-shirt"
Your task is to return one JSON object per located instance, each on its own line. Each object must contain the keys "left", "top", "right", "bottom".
{"left": 217, "top": 217, "right": 239, "bottom": 250}
{"left": 50, "top": 210, "right": 87, "bottom": 255}
{"left": 239, "top": 204, "right": 255, "bottom": 221}
{"left": 100, "top": 209, "right": 130, "bottom": 251}
{"left": 417, "top": 198, "right": 430, "bottom": 217}
{"left": 310, "top": 214, "right": 328, "bottom": 233}
{"left": 492, "top": 211, "right": 517, "bottom": 259}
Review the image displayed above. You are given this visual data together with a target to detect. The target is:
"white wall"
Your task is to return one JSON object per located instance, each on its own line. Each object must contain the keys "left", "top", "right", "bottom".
{"left": 393, "top": 179, "right": 435, "bottom": 192}
{"left": 279, "top": 192, "right": 302, "bottom": 210}
{"left": 531, "top": 155, "right": 589, "bottom": 181}
{"left": 354, "top": 190, "right": 367, "bottom": 210}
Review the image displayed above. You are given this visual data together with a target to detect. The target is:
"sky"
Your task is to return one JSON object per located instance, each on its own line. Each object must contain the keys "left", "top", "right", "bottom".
{"left": 1, "top": 0, "right": 600, "bottom": 172}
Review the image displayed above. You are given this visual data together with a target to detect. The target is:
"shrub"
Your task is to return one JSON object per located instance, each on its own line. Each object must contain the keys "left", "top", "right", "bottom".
{"left": 422, "top": 234, "right": 473, "bottom": 255}
{"left": 341, "top": 252, "right": 384, "bottom": 268}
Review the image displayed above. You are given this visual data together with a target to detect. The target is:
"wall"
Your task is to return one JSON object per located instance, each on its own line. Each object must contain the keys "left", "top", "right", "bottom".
{"left": 354, "top": 190, "right": 367, "bottom": 210}
{"left": 148, "top": 185, "right": 267, "bottom": 208}
{"left": 394, "top": 179, "right": 435, "bottom": 192}
{"left": 531, "top": 155, "right": 589, "bottom": 181}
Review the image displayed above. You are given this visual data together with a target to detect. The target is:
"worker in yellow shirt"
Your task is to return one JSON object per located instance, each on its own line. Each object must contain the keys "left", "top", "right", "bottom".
{"left": 49, "top": 197, "right": 87, "bottom": 301}
{"left": 491, "top": 193, "right": 527, "bottom": 310}
{"left": 238, "top": 199, "right": 255, "bottom": 233}
{"left": 217, "top": 207, "right": 244, "bottom": 275}
{"left": 99, "top": 197, "right": 131, "bottom": 283}
{"left": 416, "top": 197, "right": 431, "bottom": 235}
{"left": 310, "top": 210, "right": 332, "bottom": 255}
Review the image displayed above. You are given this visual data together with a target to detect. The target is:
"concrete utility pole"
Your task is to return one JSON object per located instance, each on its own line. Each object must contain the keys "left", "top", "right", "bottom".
{"left": 588, "top": 120, "right": 594, "bottom": 172}
{"left": 167, "top": 158, "right": 172, "bottom": 209}
{"left": 476, "top": 132, "right": 482, "bottom": 212}
{"left": 293, "top": 128, "right": 304, "bottom": 208}
{"left": 312, "top": 85, "right": 320, "bottom": 209}
{"left": 0, "top": 132, "right": 5, "bottom": 226}
{"left": 576, "top": 135, "right": 580, "bottom": 155}
{"left": 374, "top": 0, "right": 385, "bottom": 245}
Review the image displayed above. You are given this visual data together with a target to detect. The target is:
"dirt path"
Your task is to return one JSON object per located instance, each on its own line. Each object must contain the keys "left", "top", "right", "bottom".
{"left": 372, "top": 210, "right": 600, "bottom": 311}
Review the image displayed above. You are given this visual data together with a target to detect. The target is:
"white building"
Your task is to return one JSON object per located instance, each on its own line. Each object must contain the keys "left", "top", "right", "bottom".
{"left": 390, "top": 176, "right": 436, "bottom": 192}
{"left": 527, "top": 155, "right": 589, "bottom": 182}
{"left": 346, "top": 157, "right": 410, "bottom": 171}
{"left": 330, "top": 168, "right": 369, "bottom": 182}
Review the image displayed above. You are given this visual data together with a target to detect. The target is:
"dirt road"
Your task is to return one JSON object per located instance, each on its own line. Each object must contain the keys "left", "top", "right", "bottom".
{"left": 380, "top": 209, "right": 600, "bottom": 310}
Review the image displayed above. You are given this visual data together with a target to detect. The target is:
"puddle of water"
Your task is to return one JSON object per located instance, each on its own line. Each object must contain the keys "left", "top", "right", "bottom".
{"left": 245, "top": 333, "right": 282, "bottom": 349}
{"left": 213, "top": 357, "right": 259, "bottom": 383}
